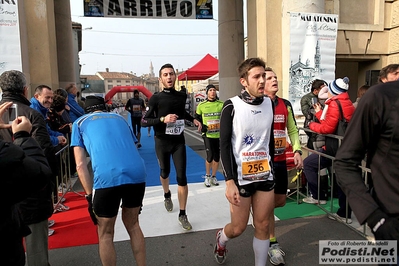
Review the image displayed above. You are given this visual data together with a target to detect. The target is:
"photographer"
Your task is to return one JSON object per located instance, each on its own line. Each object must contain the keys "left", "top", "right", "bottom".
{"left": 0, "top": 102, "right": 52, "bottom": 266}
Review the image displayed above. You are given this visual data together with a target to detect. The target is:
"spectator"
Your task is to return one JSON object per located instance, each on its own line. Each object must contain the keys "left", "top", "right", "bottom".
{"left": 334, "top": 81, "right": 399, "bottom": 252}
{"left": 0, "top": 70, "right": 54, "bottom": 266}
{"left": 76, "top": 91, "right": 85, "bottom": 109}
{"left": 302, "top": 77, "right": 355, "bottom": 224}
{"left": 47, "top": 94, "right": 71, "bottom": 135}
{"left": 353, "top": 84, "right": 369, "bottom": 108}
{"left": 300, "top": 79, "right": 326, "bottom": 118}
{"left": 378, "top": 64, "right": 399, "bottom": 83}
{"left": 30, "top": 85, "right": 67, "bottom": 147}
{"left": 54, "top": 88, "right": 72, "bottom": 124}
{"left": 301, "top": 79, "right": 327, "bottom": 149}
{"left": 65, "top": 83, "right": 84, "bottom": 122}
{"left": 0, "top": 102, "right": 52, "bottom": 266}
{"left": 71, "top": 96, "right": 147, "bottom": 266}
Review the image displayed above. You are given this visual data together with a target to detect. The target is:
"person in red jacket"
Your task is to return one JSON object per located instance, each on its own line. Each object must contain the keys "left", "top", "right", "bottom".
{"left": 303, "top": 77, "right": 355, "bottom": 222}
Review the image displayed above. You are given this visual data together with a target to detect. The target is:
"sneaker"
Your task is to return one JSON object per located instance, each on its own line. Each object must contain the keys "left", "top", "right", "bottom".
{"left": 328, "top": 213, "right": 352, "bottom": 224}
{"left": 210, "top": 176, "right": 219, "bottom": 186}
{"left": 137, "top": 143, "right": 142, "bottom": 148}
{"left": 48, "top": 220, "right": 55, "bottom": 228}
{"left": 302, "top": 196, "right": 327, "bottom": 205}
{"left": 214, "top": 229, "right": 227, "bottom": 264}
{"left": 60, "top": 197, "right": 66, "bottom": 203}
{"left": 204, "top": 175, "right": 211, "bottom": 187}
{"left": 164, "top": 197, "right": 173, "bottom": 212}
{"left": 53, "top": 203, "right": 70, "bottom": 213}
{"left": 48, "top": 228, "right": 55, "bottom": 236}
{"left": 268, "top": 243, "right": 286, "bottom": 265}
{"left": 178, "top": 215, "right": 192, "bottom": 230}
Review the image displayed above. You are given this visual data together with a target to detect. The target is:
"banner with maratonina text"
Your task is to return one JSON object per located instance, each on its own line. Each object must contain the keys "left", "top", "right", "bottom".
{"left": 289, "top": 12, "right": 339, "bottom": 114}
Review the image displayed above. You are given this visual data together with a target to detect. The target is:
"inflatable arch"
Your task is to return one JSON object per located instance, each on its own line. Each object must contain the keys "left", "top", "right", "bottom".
{"left": 104, "top": 86, "right": 153, "bottom": 103}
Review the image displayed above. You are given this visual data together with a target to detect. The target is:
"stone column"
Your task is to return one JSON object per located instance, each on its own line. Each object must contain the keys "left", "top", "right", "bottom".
{"left": 54, "top": 0, "right": 76, "bottom": 89}
{"left": 218, "top": 0, "right": 244, "bottom": 101}
{"left": 23, "top": 0, "right": 59, "bottom": 92}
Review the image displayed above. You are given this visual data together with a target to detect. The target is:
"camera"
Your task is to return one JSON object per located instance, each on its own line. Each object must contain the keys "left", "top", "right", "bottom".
{"left": 8, "top": 104, "right": 18, "bottom": 124}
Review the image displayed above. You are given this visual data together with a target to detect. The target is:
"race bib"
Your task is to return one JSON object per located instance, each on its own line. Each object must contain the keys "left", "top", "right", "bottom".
{"left": 165, "top": 119, "right": 185, "bottom": 135}
{"left": 241, "top": 158, "right": 270, "bottom": 181}
{"left": 274, "top": 129, "right": 287, "bottom": 155}
{"left": 207, "top": 119, "right": 220, "bottom": 133}
{"left": 132, "top": 105, "right": 141, "bottom": 112}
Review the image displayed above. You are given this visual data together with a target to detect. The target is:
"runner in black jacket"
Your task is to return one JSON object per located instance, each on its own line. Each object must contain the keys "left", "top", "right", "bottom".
{"left": 141, "top": 63, "right": 201, "bottom": 231}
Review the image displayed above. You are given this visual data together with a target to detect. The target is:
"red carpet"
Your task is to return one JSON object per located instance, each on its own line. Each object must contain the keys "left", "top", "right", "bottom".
{"left": 48, "top": 192, "right": 98, "bottom": 250}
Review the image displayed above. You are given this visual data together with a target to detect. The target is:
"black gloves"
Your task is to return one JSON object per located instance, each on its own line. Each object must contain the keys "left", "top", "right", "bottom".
{"left": 85, "top": 194, "right": 97, "bottom": 225}
{"left": 367, "top": 209, "right": 399, "bottom": 241}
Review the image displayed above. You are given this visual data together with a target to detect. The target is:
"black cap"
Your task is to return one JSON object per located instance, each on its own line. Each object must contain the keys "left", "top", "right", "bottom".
{"left": 206, "top": 84, "right": 216, "bottom": 95}
{"left": 84, "top": 95, "right": 107, "bottom": 113}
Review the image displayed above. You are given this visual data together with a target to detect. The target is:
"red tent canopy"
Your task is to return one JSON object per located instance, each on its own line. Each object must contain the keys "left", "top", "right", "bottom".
{"left": 178, "top": 54, "right": 218, "bottom": 81}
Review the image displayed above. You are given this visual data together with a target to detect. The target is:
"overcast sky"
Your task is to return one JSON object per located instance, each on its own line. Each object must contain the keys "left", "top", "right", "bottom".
{"left": 70, "top": 0, "right": 219, "bottom": 76}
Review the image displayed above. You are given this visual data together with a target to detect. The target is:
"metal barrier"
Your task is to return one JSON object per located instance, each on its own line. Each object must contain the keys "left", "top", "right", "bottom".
{"left": 53, "top": 138, "right": 81, "bottom": 211}
{"left": 299, "top": 127, "right": 371, "bottom": 237}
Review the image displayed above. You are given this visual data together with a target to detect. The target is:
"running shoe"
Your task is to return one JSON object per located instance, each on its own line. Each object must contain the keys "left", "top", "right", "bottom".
{"left": 48, "top": 220, "right": 55, "bottom": 228}
{"left": 178, "top": 215, "right": 192, "bottom": 230}
{"left": 164, "top": 197, "right": 173, "bottom": 212}
{"left": 328, "top": 213, "right": 352, "bottom": 224}
{"left": 210, "top": 176, "right": 219, "bottom": 186}
{"left": 302, "top": 196, "right": 327, "bottom": 205}
{"left": 214, "top": 229, "right": 227, "bottom": 264}
{"left": 204, "top": 175, "right": 211, "bottom": 187}
{"left": 137, "top": 143, "right": 142, "bottom": 148}
{"left": 53, "top": 203, "right": 70, "bottom": 213}
{"left": 48, "top": 228, "right": 55, "bottom": 237}
{"left": 268, "top": 243, "right": 286, "bottom": 265}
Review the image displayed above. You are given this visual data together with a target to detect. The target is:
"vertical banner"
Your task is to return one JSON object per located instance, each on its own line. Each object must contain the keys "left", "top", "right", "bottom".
{"left": 289, "top": 12, "right": 338, "bottom": 114}
{"left": 0, "top": 1, "right": 22, "bottom": 74}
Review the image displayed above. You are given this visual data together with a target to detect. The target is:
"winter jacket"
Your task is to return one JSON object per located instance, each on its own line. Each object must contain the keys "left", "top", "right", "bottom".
{"left": 30, "top": 97, "right": 63, "bottom": 146}
{"left": 67, "top": 93, "right": 84, "bottom": 122}
{"left": 0, "top": 93, "right": 54, "bottom": 225}
{"left": 0, "top": 132, "right": 52, "bottom": 266}
{"left": 309, "top": 92, "right": 355, "bottom": 134}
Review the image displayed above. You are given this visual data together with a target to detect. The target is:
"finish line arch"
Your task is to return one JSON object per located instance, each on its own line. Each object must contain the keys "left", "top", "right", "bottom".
{"left": 105, "top": 86, "right": 153, "bottom": 102}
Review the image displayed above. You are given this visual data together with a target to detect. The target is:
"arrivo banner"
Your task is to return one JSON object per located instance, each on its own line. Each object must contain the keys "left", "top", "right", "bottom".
{"left": 83, "top": 0, "right": 213, "bottom": 19}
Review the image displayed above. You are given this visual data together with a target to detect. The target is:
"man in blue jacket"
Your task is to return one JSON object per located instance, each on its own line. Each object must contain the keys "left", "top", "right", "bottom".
{"left": 30, "top": 85, "right": 67, "bottom": 147}
{"left": 65, "top": 83, "right": 85, "bottom": 122}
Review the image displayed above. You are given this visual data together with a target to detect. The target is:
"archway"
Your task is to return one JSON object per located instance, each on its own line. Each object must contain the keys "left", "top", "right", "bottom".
{"left": 104, "top": 85, "right": 153, "bottom": 103}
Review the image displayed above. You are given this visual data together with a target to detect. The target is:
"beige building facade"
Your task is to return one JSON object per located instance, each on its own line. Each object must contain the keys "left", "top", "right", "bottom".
{"left": 246, "top": 0, "right": 399, "bottom": 101}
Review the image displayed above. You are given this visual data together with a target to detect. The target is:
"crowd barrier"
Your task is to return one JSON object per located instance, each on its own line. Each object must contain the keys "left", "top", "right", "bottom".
{"left": 298, "top": 127, "right": 371, "bottom": 237}
{"left": 53, "top": 137, "right": 82, "bottom": 211}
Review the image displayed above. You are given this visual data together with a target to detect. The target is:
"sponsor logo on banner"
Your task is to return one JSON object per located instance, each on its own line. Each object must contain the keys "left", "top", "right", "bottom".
{"left": 83, "top": 0, "right": 213, "bottom": 19}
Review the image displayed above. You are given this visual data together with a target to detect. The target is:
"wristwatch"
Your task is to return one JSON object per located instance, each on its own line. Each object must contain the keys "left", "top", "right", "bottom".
{"left": 160, "top": 116, "right": 165, "bottom": 123}
{"left": 294, "top": 150, "right": 303, "bottom": 155}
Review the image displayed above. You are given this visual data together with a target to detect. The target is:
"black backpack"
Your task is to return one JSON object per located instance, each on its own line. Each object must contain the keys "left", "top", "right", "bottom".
{"left": 325, "top": 100, "right": 348, "bottom": 156}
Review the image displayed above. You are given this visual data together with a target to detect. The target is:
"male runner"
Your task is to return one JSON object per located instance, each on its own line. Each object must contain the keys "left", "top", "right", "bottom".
{"left": 264, "top": 67, "right": 303, "bottom": 265}
{"left": 195, "top": 84, "right": 224, "bottom": 187}
{"left": 125, "top": 90, "right": 145, "bottom": 148}
{"left": 141, "top": 63, "right": 201, "bottom": 230}
{"left": 214, "top": 57, "right": 275, "bottom": 265}
{"left": 71, "top": 96, "right": 146, "bottom": 266}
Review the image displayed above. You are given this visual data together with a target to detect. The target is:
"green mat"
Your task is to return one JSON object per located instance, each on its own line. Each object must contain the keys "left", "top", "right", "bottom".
{"left": 275, "top": 197, "right": 339, "bottom": 220}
